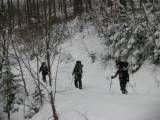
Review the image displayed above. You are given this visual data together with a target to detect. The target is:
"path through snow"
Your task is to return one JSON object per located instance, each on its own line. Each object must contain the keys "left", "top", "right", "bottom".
{"left": 30, "top": 27, "right": 160, "bottom": 120}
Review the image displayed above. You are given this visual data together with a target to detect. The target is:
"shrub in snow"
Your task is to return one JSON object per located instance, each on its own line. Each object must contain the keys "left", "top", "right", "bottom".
{"left": 60, "top": 52, "right": 74, "bottom": 64}
{"left": 155, "top": 31, "right": 160, "bottom": 48}
{"left": 25, "top": 109, "right": 37, "bottom": 119}
{"left": 0, "top": 66, "right": 23, "bottom": 119}
{"left": 89, "top": 51, "right": 96, "bottom": 63}
{"left": 94, "top": 11, "right": 160, "bottom": 71}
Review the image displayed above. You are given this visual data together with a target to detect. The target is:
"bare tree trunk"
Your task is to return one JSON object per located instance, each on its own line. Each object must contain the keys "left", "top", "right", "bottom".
{"left": 45, "top": 1, "right": 59, "bottom": 119}
{"left": 36, "top": 0, "right": 40, "bottom": 22}
{"left": 17, "top": 0, "right": 21, "bottom": 27}
{"left": 53, "top": 45, "right": 61, "bottom": 100}
{"left": 11, "top": 37, "right": 29, "bottom": 96}
{"left": 36, "top": 55, "right": 43, "bottom": 105}
{"left": 43, "top": 0, "right": 47, "bottom": 22}
{"left": 63, "top": 0, "right": 68, "bottom": 20}
{"left": 46, "top": 38, "right": 58, "bottom": 120}
{"left": 26, "top": 0, "right": 31, "bottom": 23}
{"left": 73, "top": 0, "right": 83, "bottom": 16}
{"left": 53, "top": 0, "right": 56, "bottom": 18}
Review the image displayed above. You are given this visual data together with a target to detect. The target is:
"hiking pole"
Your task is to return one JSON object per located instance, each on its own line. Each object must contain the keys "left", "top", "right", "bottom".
{"left": 71, "top": 75, "right": 74, "bottom": 89}
{"left": 109, "top": 77, "right": 113, "bottom": 91}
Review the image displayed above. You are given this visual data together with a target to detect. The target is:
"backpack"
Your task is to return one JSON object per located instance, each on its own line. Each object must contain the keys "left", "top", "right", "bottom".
{"left": 39, "top": 63, "right": 48, "bottom": 75}
{"left": 117, "top": 61, "right": 129, "bottom": 70}
{"left": 117, "top": 61, "right": 129, "bottom": 79}
{"left": 74, "top": 61, "right": 83, "bottom": 75}
{"left": 42, "top": 65, "right": 48, "bottom": 74}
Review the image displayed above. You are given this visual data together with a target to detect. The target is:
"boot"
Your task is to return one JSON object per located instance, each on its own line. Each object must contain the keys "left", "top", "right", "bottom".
{"left": 122, "top": 90, "right": 125, "bottom": 94}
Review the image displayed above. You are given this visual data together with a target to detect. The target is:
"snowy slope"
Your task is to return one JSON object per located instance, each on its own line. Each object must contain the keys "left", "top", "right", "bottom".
{"left": 14, "top": 25, "right": 160, "bottom": 120}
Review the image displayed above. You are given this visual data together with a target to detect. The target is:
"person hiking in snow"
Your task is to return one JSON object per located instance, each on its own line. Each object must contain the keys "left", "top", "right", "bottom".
{"left": 39, "top": 62, "right": 49, "bottom": 82}
{"left": 111, "top": 60, "right": 129, "bottom": 94}
{"left": 72, "top": 61, "right": 83, "bottom": 89}
{"left": 89, "top": 51, "right": 96, "bottom": 63}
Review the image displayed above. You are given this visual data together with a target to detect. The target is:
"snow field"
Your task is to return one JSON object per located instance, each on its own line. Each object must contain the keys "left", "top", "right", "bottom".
{"left": 29, "top": 26, "right": 160, "bottom": 120}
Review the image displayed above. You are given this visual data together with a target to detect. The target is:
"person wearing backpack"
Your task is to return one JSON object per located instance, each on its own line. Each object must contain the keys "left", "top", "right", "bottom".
{"left": 111, "top": 61, "right": 129, "bottom": 94}
{"left": 39, "top": 62, "right": 49, "bottom": 82}
{"left": 72, "top": 61, "right": 83, "bottom": 89}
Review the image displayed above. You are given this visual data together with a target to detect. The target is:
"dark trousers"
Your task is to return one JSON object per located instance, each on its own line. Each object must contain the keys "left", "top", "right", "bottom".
{"left": 74, "top": 74, "right": 82, "bottom": 89}
{"left": 42, "top": 73, "right": 47, "bottom": 82}
{"left": 119, "top": 78, "right": 128, "bottom": 94}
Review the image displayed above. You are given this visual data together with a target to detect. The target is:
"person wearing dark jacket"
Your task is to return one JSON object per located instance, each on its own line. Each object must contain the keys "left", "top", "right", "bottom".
{"left": 111, "top": 61, "right": 129, "bottom": 94}
{"left": 72, "top": 61, "right": 83, "bottom": 89}
{"left": 39, "top": 62, "right": 49, "bottom": 82}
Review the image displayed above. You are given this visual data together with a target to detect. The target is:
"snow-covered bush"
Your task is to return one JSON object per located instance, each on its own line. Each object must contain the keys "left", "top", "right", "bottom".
{"left": 91, "top": 2, "right": 160, "bottom": 72}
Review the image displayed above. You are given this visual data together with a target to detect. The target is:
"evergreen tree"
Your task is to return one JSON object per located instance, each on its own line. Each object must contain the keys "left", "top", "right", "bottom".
{"left": 1, "top": 64, "right": 21, "bottom": 120}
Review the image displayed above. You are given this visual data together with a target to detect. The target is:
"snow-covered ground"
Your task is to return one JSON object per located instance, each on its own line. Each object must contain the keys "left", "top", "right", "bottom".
{"left": 13, "top": 26, "right": 160, "bottom": 120}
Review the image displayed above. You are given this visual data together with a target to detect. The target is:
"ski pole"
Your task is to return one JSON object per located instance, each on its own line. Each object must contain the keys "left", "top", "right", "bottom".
{"left": 71, "top": 75, "right": 74, "bottom": 88}
{"left": 109, "top": 77, "right": 113, "bottom": 90}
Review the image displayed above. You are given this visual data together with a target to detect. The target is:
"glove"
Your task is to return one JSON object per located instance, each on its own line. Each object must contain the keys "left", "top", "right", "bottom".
{"left": 111, "top": 76, "right": 114, "bottom": 79}
{"left": 127, "top": 77, "right": 129, "bottom": 82}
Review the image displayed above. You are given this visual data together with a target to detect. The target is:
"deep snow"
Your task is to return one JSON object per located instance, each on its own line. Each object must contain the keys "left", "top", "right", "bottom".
{"left": 12, "top": 25, "right": 160, "bottom": 120}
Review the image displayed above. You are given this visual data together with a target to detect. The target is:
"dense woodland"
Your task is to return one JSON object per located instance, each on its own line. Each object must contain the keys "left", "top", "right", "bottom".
{"left": 0, "top": 0, "right": 160, "bottom": 120}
